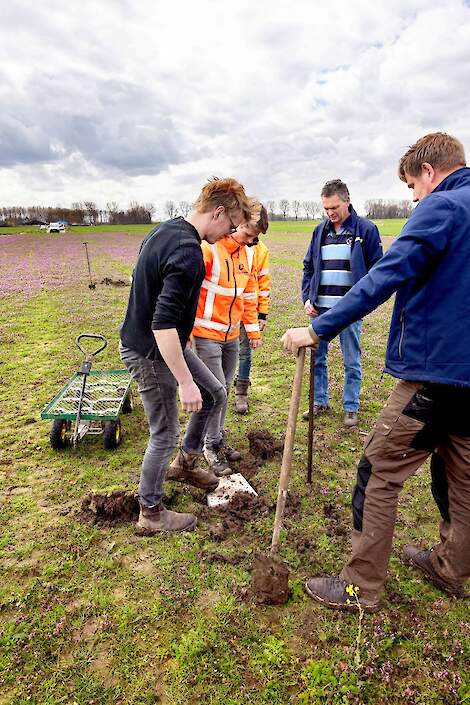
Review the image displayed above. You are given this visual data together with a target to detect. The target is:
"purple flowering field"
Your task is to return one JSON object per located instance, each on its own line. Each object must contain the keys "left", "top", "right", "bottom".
{"left": 0, "top": 231, "right": 141, "bottom": 297}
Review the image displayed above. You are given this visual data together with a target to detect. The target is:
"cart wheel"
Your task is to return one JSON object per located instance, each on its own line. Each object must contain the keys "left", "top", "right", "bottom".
{"left": 104, "top": 420, "right": 121, "bottom": 449}
{"left": 122, "top": 390, "right": 133, "bottom": 414}
{"left": 50, "top": 419, "right": 70, "bottom": 449}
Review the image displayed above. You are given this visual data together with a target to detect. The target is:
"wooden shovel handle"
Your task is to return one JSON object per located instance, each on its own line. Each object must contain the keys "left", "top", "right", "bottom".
{"left": 271, "top": 346, "right": 306, "bottom": 553}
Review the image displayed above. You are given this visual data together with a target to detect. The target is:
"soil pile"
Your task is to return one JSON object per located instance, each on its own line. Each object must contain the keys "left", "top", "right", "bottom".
{"left": 251, "top": 552, "right": 289, "bottom": 604}
{"left": 238, "top": 429, "right": 283, "bottom": 479}
{"left": 207, "top": 492, "right": 270, "bottom": 541}
{"left": 248, "top": 429, "right": 283, "bottom": 459}
{"left": 79, "top": 490, "right": 139, "bottom": 525}
{"left": 100, "top": 277, "right": 129, "bottom": 287}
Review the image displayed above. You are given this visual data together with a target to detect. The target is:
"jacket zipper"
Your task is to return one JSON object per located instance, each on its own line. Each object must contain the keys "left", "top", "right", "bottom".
{"left": 226, "top": 259, "right": 230, "bottom": 281}
{"left": 225, "top": 250, "right": 238, "bottom": 342}
{"left": 398, "top": 309, "right": 405, "bottom": 358}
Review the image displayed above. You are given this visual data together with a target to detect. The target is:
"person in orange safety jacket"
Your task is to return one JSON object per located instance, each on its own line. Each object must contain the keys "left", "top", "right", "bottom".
{"left": 191, "top": 199, "right": 269, "bottom": 476}
{"left": 233, "top": 238, "right": 271, "bottom": 414}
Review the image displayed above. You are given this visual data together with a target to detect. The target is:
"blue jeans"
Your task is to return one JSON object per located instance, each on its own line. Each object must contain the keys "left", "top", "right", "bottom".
{"left": 312, "top": 309, "right": 362, "bottom": 412}
{"left": 119, "top": 344, "right": 226, "bottom": 507}
{"left": 237, "top": 323, "right": 252, "bottom": 380}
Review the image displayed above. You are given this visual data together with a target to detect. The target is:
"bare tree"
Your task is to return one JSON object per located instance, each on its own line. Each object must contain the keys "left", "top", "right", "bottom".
{"left": 178, "top": 200, "right": 191, "bottom": 217}
{"left": 83, "top": 201, "right": 98, "bottom": 225}
{"left": 301, "top": 200, "right": 312, "bottom": 220}
{"left": 266, "top": 200, "right": 276, "bottom": 219}
{"left": 278, "top": 199, "right": 290, "bottom": 220}
{"left": 292, "top": 200, "right": 301, "bottom": 220}
{"left": 145, "top": 202, "right": 156, "bottom": 223}
{"left": 165, "top": 200, "right": 177, "bottom": 218}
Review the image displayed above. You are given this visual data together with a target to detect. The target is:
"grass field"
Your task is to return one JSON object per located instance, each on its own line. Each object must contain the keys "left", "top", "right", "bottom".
{"left": 0, "top": 218, "right": 406, "bottom": 238}
{"left": 0, "top": 226, "right": 468, "bottom": 705}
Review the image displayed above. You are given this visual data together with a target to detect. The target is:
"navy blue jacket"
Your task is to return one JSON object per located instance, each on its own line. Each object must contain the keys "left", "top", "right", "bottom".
{"left": 301, "top": 206, "right": 383, "bottom": 305}
{"left": 312, "top": 168, "right": 470, "bottom": 387}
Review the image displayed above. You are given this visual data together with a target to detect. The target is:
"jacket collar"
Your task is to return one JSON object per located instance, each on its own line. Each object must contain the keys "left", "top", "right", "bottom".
{"left": 325, "top": 205, "right": 358, "bottom": 234}
{"left": 432, "top": 166, "right": 470, "bottom": 194}
{"left": 221, "top": 235, "right": 243, "bottom": 254}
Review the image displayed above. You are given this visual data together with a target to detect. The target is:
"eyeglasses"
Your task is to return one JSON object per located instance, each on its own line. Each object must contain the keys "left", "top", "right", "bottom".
{"left": 226, "top": 213, "right": 237, "bottom": 234}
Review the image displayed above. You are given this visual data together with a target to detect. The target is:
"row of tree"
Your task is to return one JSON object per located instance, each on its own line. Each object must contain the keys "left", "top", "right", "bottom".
{"left": 0, "top": 198, "right": 414, "bottom": 226}
{"left": 364, "top": 199, "right": 413, "bottom": 219}
{"left": 0, "top": 201, "right": 156, "bottom": 226}
{"left": 156, "top": 199, "right": 414, "bottom": 221}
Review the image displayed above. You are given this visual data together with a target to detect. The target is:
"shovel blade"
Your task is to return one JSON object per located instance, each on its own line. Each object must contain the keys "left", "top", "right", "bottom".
{"left": 251, "top": 551, "right": 289, "bottom": 605}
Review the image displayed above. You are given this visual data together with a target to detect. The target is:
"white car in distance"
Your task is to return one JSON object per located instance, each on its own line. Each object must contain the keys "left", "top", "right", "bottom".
{"left": 48, "top": 222, "right": 66, "bottom": 233}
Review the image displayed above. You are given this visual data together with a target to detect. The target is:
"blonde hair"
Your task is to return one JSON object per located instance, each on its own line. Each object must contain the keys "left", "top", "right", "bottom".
{"left": 193, "top": 177, "right": 251, "bottom": 222}
{"left": 246, "top": 198, "right": 269, "bottom": 234}
{"left": 399, "top": 132, "right": 466, "bottom": 181}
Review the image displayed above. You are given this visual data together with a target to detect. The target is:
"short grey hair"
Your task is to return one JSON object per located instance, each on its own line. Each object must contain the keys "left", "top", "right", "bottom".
{"left": 321, "top": 179, "right": 350, "bottom": 201}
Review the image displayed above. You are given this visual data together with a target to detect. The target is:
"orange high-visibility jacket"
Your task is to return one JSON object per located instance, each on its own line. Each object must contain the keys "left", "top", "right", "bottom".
{"left": 254, "top": 240, "right": 271, "bottom": 318}
{"left": 193, "top": 236, "right": 261, "bottom": 342}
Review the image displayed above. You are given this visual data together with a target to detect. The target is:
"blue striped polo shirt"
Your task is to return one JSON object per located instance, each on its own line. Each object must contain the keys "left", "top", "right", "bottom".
{"left": 315, "top": 223, "right": 353, "bottom": 309}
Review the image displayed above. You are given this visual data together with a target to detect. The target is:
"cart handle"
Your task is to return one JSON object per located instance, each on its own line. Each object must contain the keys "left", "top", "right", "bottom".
{"left": 76, "top": 333, "right": 108, "bottom": 359}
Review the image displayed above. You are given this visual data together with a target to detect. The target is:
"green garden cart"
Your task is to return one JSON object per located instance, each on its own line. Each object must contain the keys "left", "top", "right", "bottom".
{"left": 41, "top": 333, "right": 133, "bottom": 450}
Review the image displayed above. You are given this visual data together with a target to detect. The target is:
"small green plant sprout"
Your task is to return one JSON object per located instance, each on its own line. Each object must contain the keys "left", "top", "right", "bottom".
{"left": 346, "top": 584, "right": 364, "bottom": 669}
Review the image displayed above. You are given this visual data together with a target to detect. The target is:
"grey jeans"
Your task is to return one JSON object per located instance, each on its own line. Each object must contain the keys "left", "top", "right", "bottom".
{"left": 119, "top": 343, "right": 226, "bottom": 507}
{"left": 192, "top": 336, "right": 240, "bottom": 448}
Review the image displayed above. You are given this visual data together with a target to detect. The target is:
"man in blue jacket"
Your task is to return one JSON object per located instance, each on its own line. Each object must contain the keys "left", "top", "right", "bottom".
{"left": 301, "top": 180, "right": 382, "bottom": 427}
{"left": 282, "top": 132, "right": 470, "bottom": 610}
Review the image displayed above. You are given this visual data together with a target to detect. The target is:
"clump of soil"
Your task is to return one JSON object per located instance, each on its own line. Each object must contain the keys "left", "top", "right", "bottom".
{"left": 251, "top": 552, "right": 289, "bottom": 604}
{"left": 248, "top": 429, "right": 283, "bottom": 460}
{"left": 238, "top": 429, "right": 283, "bottom": 479}
{"left": 100, "top": 277, "right": 129, "bottom": 287}
{"left": 79, "top": 490, "right": 139, "bottom": 526}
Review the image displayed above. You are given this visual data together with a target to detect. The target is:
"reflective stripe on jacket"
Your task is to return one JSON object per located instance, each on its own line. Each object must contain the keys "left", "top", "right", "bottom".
{"left": 193, "top": 236, "right": 260, "bottom": 341}
{"left": 254, "top": 240, "right": 271, "bottom": 317}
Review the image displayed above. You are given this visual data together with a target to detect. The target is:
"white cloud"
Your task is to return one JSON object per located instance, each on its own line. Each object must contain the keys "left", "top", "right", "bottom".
{"left": 1, "top": 0, "right": 470, "bottom": 216}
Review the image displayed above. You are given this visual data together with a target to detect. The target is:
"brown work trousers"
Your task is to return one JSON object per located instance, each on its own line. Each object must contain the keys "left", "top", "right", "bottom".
{"left": 340, "top": 380, "right": 470, "bottom": 601}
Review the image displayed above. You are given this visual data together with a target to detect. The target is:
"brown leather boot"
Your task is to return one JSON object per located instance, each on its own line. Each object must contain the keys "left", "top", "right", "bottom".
{"left": 136, "top": 503, "right": 197, "bottom": 534}
{"left": 403, "top": 545, "right": 468, "bottom": 597}
{"left": 166, "top": 449, "right": 219, "bottom": 491}
{"left": 234, "top": 378, "right": 250, "bottom": 414}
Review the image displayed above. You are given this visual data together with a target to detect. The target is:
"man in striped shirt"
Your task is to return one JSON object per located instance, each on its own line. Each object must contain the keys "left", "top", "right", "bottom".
{"left": 302, "top": 180, "right": 382, "bottom": 427}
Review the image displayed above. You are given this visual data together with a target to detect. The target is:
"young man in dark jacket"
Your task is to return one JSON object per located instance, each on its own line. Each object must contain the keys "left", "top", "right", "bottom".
{"left": 120, "top": 177, "right": 252, "bottom": 534}
{"left": 283, "top": 133, "right": 470, "bottom": 609}
{"left": 301, "top": 180, "right": 382, "bottom": 427}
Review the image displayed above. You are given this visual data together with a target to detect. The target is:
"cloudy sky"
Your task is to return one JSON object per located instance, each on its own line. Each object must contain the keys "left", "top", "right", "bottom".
{"left": 2, "top": 0, "right": 470, "bottom": 217}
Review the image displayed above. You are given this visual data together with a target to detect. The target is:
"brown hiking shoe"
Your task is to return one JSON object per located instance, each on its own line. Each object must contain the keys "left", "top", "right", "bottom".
{"left": 166, "top": 449, "right": 219, "bottom": 491}
{"left": 302, "top": 405, "right": 328, "bottom": 421}
{"left": 403, "top": 545, "right": 468, "bottom": 597}
{"left": 136, "top": 503, "right": 197, "bottom": 534}
{"left": 234, "top": 378, "right": 250, "bottom": 414}
{"left": 304, "top": 575, "right": 379, "bottom": 613}
{"left": 344, "top": 411, "right": 358, "bottom": 428}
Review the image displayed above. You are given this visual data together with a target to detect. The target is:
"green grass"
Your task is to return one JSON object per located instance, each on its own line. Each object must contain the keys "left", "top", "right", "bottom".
{"left": 1, "top": 219, "right": 405, "bottom": 238}
{"left": 1, "top": 230, "right": 468, "bottom": 704}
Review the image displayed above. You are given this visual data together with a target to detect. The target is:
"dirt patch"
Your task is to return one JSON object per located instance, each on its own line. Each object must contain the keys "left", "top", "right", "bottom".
{"left": 199, "top": 551, "right": 245, "bottom": 565}
{"left": 100, "top": 277, "right": 129, "bottom": 287}
{"left": 206, "top": 492, "right": 270, "bottom": 541}
{"left": 323, "top": 501, "right": 348, "bottom": 537}
{"left": 205, "top": 490, "right": 301, "bottom": 542}
{"left": 79, "top": 490, "right": 139, "bottom": 526}
{"left": 251, "top": 552, "right": 289, "bottom": 605}
{"left": 238, "top": 429, "right": 283, "bottom": 479}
